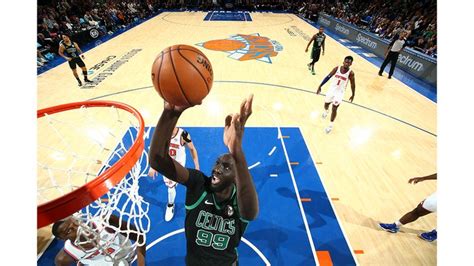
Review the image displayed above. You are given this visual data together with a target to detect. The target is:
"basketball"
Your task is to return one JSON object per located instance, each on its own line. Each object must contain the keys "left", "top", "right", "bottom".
{"left": 151, "top": 44, "right": 213, "bottom": 106}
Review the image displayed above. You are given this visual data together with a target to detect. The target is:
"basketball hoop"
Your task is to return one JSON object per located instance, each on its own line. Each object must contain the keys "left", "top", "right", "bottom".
{"left": 37, "top": 100, "right": 150, "bottom": 263}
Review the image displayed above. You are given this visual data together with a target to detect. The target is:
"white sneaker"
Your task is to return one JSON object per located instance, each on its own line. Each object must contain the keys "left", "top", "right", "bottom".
{"left": 325, "top": 125, "right": 333, "bottom": 134}
{"left": 321, "top": 111, "right": 328, "bottom": 119}
{"left": 165, "top": 204, "right": 175, "bottom": 222}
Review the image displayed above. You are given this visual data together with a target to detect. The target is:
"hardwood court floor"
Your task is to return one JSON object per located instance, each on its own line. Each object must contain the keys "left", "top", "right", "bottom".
{"left": 37, "top": 12, "right": 436, "bottom": 265}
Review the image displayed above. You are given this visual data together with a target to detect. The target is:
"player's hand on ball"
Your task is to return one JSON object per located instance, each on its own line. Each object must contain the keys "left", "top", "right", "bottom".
{"left": 164, "top": 101, "right": 191, "bottom": 113}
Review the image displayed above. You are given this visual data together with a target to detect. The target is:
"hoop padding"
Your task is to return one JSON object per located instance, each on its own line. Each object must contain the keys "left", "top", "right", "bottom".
{"left": 37, "top": 101, "right": 145, "bottom": 228}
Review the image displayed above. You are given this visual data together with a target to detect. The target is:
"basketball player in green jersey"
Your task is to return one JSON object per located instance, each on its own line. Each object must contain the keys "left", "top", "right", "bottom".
{"left": 58, "top": 34, "right": 92, "bottom": 86}
{"left": 149, "top": 95, "right": 258, "bottom": 265}
{"left": 305, "top": 26, "right": 326, "bottom": 75}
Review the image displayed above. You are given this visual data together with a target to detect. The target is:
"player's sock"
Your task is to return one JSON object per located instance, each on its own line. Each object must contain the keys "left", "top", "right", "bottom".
{"left": 168, "top": 186, "right": 176, "bottom": 205}
{"left": 395, "top": 220, "right": 402, "bottom": 227}
{"left": 83, "top": 71, "right": 91, "bottom": 82}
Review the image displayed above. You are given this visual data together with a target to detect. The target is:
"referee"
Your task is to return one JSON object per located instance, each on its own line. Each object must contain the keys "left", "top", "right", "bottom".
{"left": 378, "top": 31, "right": 408, "bottom": 79}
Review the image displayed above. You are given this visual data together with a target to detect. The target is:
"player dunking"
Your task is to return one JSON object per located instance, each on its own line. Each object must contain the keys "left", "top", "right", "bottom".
{"left": 58, "top": 34, "right": 92, "bottom": 86}
{"left": 148, "top": 127, "right": 200, "bottom": 222}
{"left": 305, "top": 26, "right": 326, "bottom": 75}
{"left": 316, "top": 56, "right": 356, "bottom": 133}
{"left": 149, "top": 95, "right": 258, "bottom": 265}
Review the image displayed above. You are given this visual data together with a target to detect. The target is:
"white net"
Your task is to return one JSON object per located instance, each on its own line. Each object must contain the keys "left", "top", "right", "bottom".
{"left": 37, "top": 102, "right": 150, "bottom": 263}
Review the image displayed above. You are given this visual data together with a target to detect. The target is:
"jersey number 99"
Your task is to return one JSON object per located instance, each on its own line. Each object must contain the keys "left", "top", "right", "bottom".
{"left": 196, "top": 229, "right": 230, "bottom": 250}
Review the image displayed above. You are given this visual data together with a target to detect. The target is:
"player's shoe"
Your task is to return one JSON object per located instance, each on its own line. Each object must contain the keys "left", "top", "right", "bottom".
{"left": 321, "top": 111, "right": 328, "bottom": 119}
{"left": 307, "top": 63, "right": 311, "bottom": 70}
{"left": 312, "top": 70, "right": 316, "bottom": 75}
{"left": 419, "top": 229, "right": 437, "bottom": 242}
{"left": 388, "top": 75, "right": 392, "bottom": 79}
{"left": 78, "top": 80, "right": 83, "bottom": 86}
{"left": 84, "top": 78, "right": 93, "bottom": 83}
{"left": 324, "top": 125, "right": 333, "bottom": 134}
{"left": 165, "top": 203, "right": 175, "bottom": 222}
{"left": 379, "top": 223, "right": 400, "bottom": 233}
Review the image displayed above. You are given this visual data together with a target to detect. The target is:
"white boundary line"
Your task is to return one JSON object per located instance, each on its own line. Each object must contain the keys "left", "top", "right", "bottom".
{"left": 268, "top": 146, "right": 277, "bottom": 156}
{"left": 138, "top": 228, "right": 270, "bottom": 265}
{"left": 299, "top": 132, "right": 359, "bottom": 265}
{"left": 278, "top": 127, "right": 319, "bottom": 266}
{"left": 248, "top": 161, "right": 261, "bottom": 170}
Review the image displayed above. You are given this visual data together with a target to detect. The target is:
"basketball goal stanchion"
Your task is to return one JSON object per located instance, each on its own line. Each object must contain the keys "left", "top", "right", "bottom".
{"left": 37, "top": 100, "right": 150, "bottom": 263}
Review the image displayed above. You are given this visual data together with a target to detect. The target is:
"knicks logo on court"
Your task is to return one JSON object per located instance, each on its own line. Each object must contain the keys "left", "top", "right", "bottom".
{"left": 197, "top": 33, "right": 283, "bottom": 64}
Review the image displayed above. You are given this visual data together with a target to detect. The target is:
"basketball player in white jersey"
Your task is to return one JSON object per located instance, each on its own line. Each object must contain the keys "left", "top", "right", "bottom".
{"left": 52, "top": 215, "right": 146, "bottom": 265}
{"left": 379, "top": 173, "right": 437, "bottom": 242}
{"left": 316, "top": 56, "right": 356, "bottom": 133}
{"left": 148, "top": 127, "right": 200, "bottom": 221}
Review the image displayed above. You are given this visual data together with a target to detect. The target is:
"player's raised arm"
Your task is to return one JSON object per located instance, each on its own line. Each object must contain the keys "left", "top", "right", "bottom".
{"left": 224, "top": 95, "right": 259, "bottom": 220}
{"left": 149, "top": 103, "right": 190, "bottom": 184}
{"left": 349, "top": 71, "right": 356, "bottom": 102}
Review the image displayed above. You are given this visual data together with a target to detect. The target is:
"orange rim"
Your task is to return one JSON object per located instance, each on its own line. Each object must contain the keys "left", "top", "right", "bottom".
{"left": 37, "top": 101, "right": 145, "bottom": 228}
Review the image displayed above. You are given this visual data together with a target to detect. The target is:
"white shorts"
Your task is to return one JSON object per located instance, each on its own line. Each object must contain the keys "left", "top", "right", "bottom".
{"left": 421, "top": 192, "right": 437, "bottom": 212}
{"left": 324, "top": 88, "right": 345, "bottom": 105}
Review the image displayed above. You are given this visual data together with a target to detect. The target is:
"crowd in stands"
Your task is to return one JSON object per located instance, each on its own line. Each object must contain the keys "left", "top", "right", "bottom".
{"left": 37, "top": 0, "right": 436, "bottom": 68}
{"left": 297, "top": 0, "right": 437, "bottom": 57}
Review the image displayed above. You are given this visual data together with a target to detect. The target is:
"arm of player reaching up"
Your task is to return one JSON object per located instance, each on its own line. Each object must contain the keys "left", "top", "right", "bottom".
{"left": 149, "top": 103, "right": 190, "bottom": 184}
{"left": 349, "top": 71, "right": 356, "bottom": 102}
{"left": 316, "top": 67, "right": 338, "bottom": 94}
{"left": 224, "top": 95, "right": 259, "bottom": 221}
{"left": 305, "top": 35, "right": 315, "bottom": 53}
{"left": 184, "top": 133, "right": 200, "bottom": 170}
{"left": 408, "top": 173, "right": 437, "bottom": 184}
{"left": 108, "top": 215, "right": 146, "bottom": 266}
{"left": 55, "top": 249, "right": 76, "bottom": 266}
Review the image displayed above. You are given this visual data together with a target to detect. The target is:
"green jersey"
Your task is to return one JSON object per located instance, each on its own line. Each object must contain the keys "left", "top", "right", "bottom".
{"left": 183, "top": 169, "right": 250, "bottom": 266}
{"left": 312, "top": 33, "right": 326, "bottom": 50}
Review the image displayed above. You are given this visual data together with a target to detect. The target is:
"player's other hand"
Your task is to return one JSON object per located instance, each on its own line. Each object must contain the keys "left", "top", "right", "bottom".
{"left": 148, "top": 168, "right": 157, "bottom": 179}
{"left": 224, "top": 94, "right": 253, "bottom": 154}
{"left": 164, "top": 101, "right": 191, "bottom": 113}
{"left": 349, "top": 95, "right": 354, "bottom": 102}
{"left": 408, "top": 177, "right": 425, "bottom": 184}
{"left": 316, "top": 86, "right": 322, "bottom": 94}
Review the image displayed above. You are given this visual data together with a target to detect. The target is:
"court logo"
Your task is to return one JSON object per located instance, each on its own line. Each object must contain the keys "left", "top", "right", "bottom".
{"left": 197, "top": 33, "right": 283, "bottom": 64}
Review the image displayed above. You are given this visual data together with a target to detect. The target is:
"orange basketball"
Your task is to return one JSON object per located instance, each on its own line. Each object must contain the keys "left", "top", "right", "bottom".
{"left": 151, "top": 45, "right": 213, "bottom": 106}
